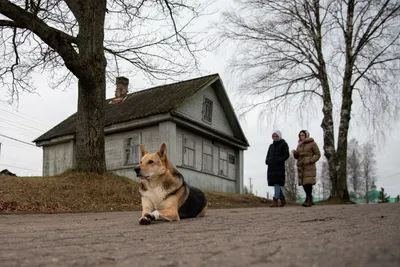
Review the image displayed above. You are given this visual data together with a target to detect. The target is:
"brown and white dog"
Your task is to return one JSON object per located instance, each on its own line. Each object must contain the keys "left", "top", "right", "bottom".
{"left": 134, "top": 143, "right": 207, "bottom": 225}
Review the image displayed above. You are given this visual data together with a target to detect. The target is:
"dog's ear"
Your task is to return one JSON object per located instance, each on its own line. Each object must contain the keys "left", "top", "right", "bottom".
{"left": 139, "top": 144, "right": 148, "bottom": 159}
{"left": 158, "top": 143, "right": 167, "bottom": 158}
{"left": 158, "top": 143, "right": 174, "bottom": 170}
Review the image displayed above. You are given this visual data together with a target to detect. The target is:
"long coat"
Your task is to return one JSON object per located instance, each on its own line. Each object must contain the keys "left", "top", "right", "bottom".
{"left": 265, "top": 139, "right": 289, "bottom": 186}
{"left": 293, "top": 138, "right": 321, "bottom": 185}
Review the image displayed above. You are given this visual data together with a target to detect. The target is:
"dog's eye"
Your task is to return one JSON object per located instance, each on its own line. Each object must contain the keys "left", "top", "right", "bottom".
{"left": 148, "top": 160, "right": 154, "bottom": 164}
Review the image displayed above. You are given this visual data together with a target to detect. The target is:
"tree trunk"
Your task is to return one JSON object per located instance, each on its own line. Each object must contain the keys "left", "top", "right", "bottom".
{"left": 73, "top": 0, "right": 107, "bottom": 173}
{"left": 334, "top": 0, "right": 356, "bottom": 201}
{"left": 313, "top": 0, "right": 342, "bottom": 200}
{"left": 317, "top": 57, "right": 340, "bottom": 199}
{"left": 320, "top": 78, "right": 338, "bottom": 199}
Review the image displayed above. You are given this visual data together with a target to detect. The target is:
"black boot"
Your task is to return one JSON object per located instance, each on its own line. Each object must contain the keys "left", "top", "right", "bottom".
{"left": 302, "top": 196, "right": 312, "bottom": 207}
{"left": 302, "top": 196, "right": 308, "bottom": 207}
{"left": 279, "top": 197, "right": 287, "bottom": 207}
{"left": 270, "top": 197, "right": 279, "bottom": 207}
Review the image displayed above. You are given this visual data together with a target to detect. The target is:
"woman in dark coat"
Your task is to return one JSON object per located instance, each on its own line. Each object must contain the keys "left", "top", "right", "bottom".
{"left": 265, "top": 129, "right": 290, "bottom": 207}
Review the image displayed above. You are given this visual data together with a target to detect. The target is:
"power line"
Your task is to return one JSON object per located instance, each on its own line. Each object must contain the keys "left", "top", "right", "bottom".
{"left": 0, "top": 122, "right": 43, "bottom": 138}
{"left": 0, "top": 163, "right": 41, "bottom": 173}
{"left": 0, "top": 106, "right": 51, "bottom": 128}
{"left": 379, "top": 172, "right": 400, "bottom": 181}
{"left": 0, "top": 115, "right": 47, "bottom": 133}
{"left": 0, "top": 133, "right": 38, "bottom": 148}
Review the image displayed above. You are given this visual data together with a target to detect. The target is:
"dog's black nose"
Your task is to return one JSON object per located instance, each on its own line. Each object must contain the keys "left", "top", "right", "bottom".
{"left": 134, "top": 167, "right": 141, "bottom": 174}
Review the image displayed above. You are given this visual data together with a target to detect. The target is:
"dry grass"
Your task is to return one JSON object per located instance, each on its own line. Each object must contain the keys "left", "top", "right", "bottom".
{"left": 0, "top": 171, "right": 271, "bottom": 214}
{"left": 204, "top": 191, "right": 270, "bottom": 209}
{"left": 0, "top": 171, "right": 141, "bottom": 213}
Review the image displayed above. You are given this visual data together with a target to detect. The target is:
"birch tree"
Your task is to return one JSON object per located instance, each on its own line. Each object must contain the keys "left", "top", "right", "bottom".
{"left": 217, "top": 0, "right": 400, "bottom": 200}
{"left": 283, "top": 155, "right": 298, "bottom": 202}
{"left": 361, "top": 143, "right": 377, "bottom": 203}
{"left": 319, "top": 159, "right": 332, "bottom": 199}
{"left": 347, "top": 138, "right": 363, "bottom": 196}
{"left": 0, "top": 0, "right": 206, "bottom": 173}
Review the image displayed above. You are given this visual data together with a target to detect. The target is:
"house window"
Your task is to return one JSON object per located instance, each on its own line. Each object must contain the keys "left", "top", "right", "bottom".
{"left": 202, "top": 97, "right": 213, "bottom": 123}
{"left": 202, "top": 143, "right": 213, "bottom": 172}
{"left": 124, "top": 133, "right": 141, "bottom": 165}
{"left": 219, "top": 149, "right": 228, "bottom": 176}
{"left": 229, "top": 154, "right": 236, "bottom": 165}
{"left": 183, "top": 138, "right": 195, "bottom": 167}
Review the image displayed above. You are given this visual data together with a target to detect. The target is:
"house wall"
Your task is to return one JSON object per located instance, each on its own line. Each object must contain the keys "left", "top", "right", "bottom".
{"left": 42, "top": 140, "right": 75, "bottom": 176}
{"left": 105, "top": 125, "right": 160, "bottom": 179}
{"left": 105, "top": 123, "right": 242, "bottom": 193}
{"left": 41, "top": 123, "right": 243, "bottom": 193}
{"left": 174, "top": 85, "right": 234, "bottom": 137}
{"left": 175, "top": 126, "right": 238, "bottom": 193}
{"left": 41, "top": 120, "right": 244, "bottom": 193}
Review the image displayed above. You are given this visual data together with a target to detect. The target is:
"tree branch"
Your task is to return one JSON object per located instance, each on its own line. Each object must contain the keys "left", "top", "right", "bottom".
{"left": 0, "top": 19, "right": 24, "bottom": 28}
{"left": 0, "top": 0, "right": 91, "bottom": 82}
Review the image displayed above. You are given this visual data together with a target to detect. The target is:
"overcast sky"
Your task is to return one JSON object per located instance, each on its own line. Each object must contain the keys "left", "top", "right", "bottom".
{"left": 1, "top": 0, "right": 399, "bottom": 198}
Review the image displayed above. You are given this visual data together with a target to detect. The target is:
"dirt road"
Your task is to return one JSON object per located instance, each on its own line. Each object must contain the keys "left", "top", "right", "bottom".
{"left": 1, "top": 203, "right": 399, "bottom": 267}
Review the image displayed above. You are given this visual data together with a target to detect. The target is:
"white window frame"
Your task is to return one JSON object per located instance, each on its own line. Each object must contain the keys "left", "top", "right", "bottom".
{"left": 202, "top": 142, "right": 213, "bottom": 173}
{"left": 218, "top": 148, "right": 228, "bottom": 177}
{"left": 202, "top": 97, "right": 213, "bottom": 123}
{"left": 228, "top": 154, "right": 236, "bottom": 165}
{"left": 183, "top": 137, "right": 195, "bottom": 168}
{"left": 123, "top": 133, "right": 141, "bottom": 166}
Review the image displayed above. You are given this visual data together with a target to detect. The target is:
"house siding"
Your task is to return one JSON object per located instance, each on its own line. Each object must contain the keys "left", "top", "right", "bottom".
{"left": 174, "top": 86, "right": 234, "bottom": 137}
{"left": 176, "top": 126, "right": 238, "bottom": 193}
{"left": 105, "top": 125, "right": 160, "bottom": 179}
{"left": 41, "top": 123, "right": 243, "bottom": 193}
{"left": 43, "top": 140, "right": 74, "bottom": 176}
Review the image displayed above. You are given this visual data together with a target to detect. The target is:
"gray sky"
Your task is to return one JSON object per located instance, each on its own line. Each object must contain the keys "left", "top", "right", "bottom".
{"left": 0, "top": 0, "right": 399, "bottom": 198}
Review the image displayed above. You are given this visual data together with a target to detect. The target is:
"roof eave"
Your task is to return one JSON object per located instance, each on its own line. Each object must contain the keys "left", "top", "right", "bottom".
{"left": 171, "top": 114, "right": 249, "bottom": 150}
{"left": 35, "top": 135, "right": 75, "bottom": 147}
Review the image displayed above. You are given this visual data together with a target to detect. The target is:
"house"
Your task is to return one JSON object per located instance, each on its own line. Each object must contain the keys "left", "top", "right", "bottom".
{"left": 0, "top": 169, "right": 17, "bottom": 176}
{"left": 34, "top": 74, "right": 250, "bottom": 193}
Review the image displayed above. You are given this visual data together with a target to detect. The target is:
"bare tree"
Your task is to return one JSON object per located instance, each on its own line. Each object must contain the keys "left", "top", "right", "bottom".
{"left": 0, "top": 0, "right": 207, "bottom": 173}
{"left": 319, "top": 158, "right": 332, "bottom": 199}
{"left": 361, "top": 143, "right": 377, "bottom": 203}
{"left": 283, "top": 154, "right": 298, "bottom": 202}
{"left": 217, "top": 0, "right": 400, "bottom": 200}
{"left": 347, "top": 138, "right": 363, "bottom": 197}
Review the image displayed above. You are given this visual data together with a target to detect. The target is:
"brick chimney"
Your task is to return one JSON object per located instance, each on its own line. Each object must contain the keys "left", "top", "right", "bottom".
{"left": 110, "top": 76, "right": 129, "bottom": 104}
{"left": 115, "top": 76, "right": 129, "bottom": 98}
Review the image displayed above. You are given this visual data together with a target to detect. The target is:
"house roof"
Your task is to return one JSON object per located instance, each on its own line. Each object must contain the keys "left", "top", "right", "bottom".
{"left": 0, "top": 169, "right": 17, "bottom": 176}
{"left": 34, "top": 73, "right": 249, "bottom": 147}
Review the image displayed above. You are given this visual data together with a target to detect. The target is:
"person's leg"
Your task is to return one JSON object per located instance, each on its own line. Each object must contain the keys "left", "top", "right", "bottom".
{"left": 302, "top": 185, "right": 309, "bottom": 206}
{"left": 279, "top": 186, "right": 286, "bottom": 207}
{"left": 274, "top": 184, "right": 280, "bottom": 199}
{"left": 304, "top": 185, "right": 312, "bottom": 207}
{"left": 309, "top": 185, "right": 314, "bottom": 205}
{"left": 270, "top": 184, "right": 279, "bottom": 207}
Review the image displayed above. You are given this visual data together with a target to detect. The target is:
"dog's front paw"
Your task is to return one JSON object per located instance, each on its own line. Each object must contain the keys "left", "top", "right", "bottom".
{"left": 139, "top": 213, "right": 155, "bottom": 225}
{"left": 139, "top": 216, "right": 152, "bottom": 225}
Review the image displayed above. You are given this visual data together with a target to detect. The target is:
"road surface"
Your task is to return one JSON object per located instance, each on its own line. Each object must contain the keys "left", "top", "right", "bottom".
{"left": 1, "top": 203, "right": 399, "bottom": 267}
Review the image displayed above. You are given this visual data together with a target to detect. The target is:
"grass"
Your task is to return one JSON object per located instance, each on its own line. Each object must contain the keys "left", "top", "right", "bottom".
{"left": 0, "top": 171, "right": 272, "bottom": 214}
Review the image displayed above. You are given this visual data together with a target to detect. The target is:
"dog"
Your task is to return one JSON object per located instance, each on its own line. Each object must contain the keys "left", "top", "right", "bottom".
{"left": 134, "top": 143, "right": 207, "bottom": 225}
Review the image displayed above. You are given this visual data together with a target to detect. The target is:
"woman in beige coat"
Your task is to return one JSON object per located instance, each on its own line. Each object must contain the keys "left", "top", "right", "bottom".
{"left": 292, "top": 130, "right": 321, "bottom": 207}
